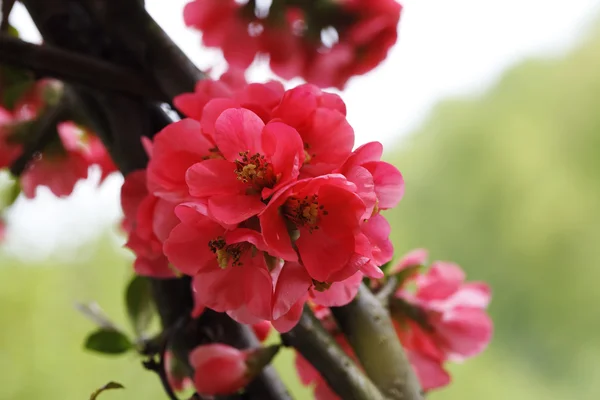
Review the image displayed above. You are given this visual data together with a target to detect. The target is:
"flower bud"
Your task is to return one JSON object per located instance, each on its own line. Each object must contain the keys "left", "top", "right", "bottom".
{"left": 189, "top": 343, "right": 280, "bottom": 395}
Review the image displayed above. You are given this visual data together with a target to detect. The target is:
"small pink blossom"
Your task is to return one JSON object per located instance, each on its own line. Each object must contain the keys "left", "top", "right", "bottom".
{"left": 189, "top": 343, "right": 279, "bottom": 395}
{"left": 189, "top": 343, "right": 251, "bottom": 395}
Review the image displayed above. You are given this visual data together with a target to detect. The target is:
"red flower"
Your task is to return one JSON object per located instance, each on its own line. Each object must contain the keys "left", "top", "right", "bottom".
{"left": 389, "top": 256, "right": 493, "bottom": 391}
{"left": 260, "top": 175, "right": 365, "bottom": 283}
{"left": 121, "top": 170, "right": 179, "bottom": 278}
{"left": 182, "top": 1, "right": 400, "bottom": 88}
{"left": 337, "top": 141, "right": 405, "bottom": 214}
{"left": 301, "top": 0, "right": 402, "bottom": 89}
{"left": 186, "top": 108, "right": 304, "bottom": 225}
{"left": 174, "top": 78, "right": 235, "bottom": 121}
{"left": 20, "top": 144, "right": 89, "bottom": 199}
{"left": 394, "top": 320, "right": 450, "bottom": 391}
{"left": 271, "top": 261, "right": 312, "bottom": 333}
{"left": 146, "top": 119, "right": 218, "bottom": 202}
{"left": 19, "top": 122, "right": 115, "bottom": 198}
{"left": 55, "top": 122, "right": 116, "bottom": 181}
{"left": 410, "top": 262, "right": 493, "bottom": 360}
{"left": 272, "top": 84, "right": 352, "bottom": 177}
{"left": 184, "top": 0, "right": 261, "bottom": 68}
{"left": 163, "top": 204, "right": 273, "bottom": 321}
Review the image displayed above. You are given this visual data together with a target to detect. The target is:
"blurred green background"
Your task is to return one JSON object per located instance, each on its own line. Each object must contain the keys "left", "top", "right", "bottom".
{"left": 3, "top": 21, "right": 600, "bottom": 400}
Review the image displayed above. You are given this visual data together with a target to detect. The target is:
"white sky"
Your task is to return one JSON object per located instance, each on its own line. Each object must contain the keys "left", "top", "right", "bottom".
{"left": 3, "top": 0, "right": 599, "bottom": 259}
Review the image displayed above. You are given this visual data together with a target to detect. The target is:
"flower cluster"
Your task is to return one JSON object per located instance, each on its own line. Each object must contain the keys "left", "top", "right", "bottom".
{"left": 293, "top": 250, "right": 493, "bottom": 398}
{"left": 183, "top": 0, "right": 402, "bottom": 89}
{"left": 121, "top": 72, "right": 404, "bottom": 332}
{"left": 0, "top": 80, "right": 116, "bottom": 198}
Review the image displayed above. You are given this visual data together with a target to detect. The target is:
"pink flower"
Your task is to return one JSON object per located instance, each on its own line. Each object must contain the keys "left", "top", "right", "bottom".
{"left": 174, "top": 78, "right": 234, "bottom": 121}
{"left": 260, "top": 175, "right": 365, "bottom": 283}
{"left": 184, "top": 0, "right": 261, "bottom": 68}
{"left": 20, "top": 147, "right": 89, "bottom": 199}
{"left": 389, "top": 258, "right": 493, "bottom": 391}
{"left": 182, "top": 1, "right": 400, "bottom": 88}
{"left": 272, "top": 84, "right": 352, "bottom": 177}
{"left": 299, "top": 0, "right": 402, "bottom": 89}
{"left": 394, "top": 320, "right": 450, "bottom": 391}
{"left": 56, "top": 122, "right": 116, "bottom": 181}
{"left": 146, "top": 119, "right": 218, "bottom": 202}
{"left": 173, "top": 73, "right": 284, "bottom": 128}
{"left": 121, "top": 170, "right": 179, "bottom": 278}
{"left": 186, "top": 108, "right": 304, "bottom": 225}
{"left": 163, "top": 204, "right": 273, "bottom": 321}
{"left": 411, "top": 262, "right": 493, "bottom": 360}
{"left": 19, "top": 122, "right": 115, "bottom": 198}
{"left": 337, "top": 141, "right": 405, "bottom": 215}
{"left": 189, "top": 343, "right": 280, "bottom": 396}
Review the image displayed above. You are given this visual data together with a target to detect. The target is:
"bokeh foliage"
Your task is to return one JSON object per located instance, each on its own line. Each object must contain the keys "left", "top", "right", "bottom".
{"left": 2, "top": 23, "right": 600, "bottom": 400}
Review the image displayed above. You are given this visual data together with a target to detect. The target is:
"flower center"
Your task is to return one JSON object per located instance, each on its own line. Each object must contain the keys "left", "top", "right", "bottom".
{"left": 208, "top": 236, "right": 248, "bottom": 268}
{"left": 283, "top": 194, "right": 328, "bottom": 232}
{"left": 304, "top": 143, "right": 315, "bottom": 164}
{"left": 235, "top": 151, "right": 276, "bottom": 190}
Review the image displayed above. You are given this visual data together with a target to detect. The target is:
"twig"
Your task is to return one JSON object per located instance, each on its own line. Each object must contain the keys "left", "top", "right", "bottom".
{"left": 142, "top": 329, "right": 179, "bottom": 400}
{"left": 281, "top": 305, "right": 385, "bottom": 400}
{"left": 375, "top": 276, "right": 398, "bottom": 307}
{"left": 0, "top": 34, "right": 164, "bottom": 100}
{"left": 331, "top": 284, "right": 424, "bottom": 400}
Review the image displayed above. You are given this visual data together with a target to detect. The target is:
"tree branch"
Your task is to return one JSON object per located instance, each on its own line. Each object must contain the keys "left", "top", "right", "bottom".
{"left": 375, "top": 276, "right": 398, "bottom": 307}
{"left": 331, "top": 284, "right": 424, "bottom": 400}
{"left": 0, "top": 34, "right": 164, "bottom": 100}
{"left": 86, "top": 0, "right": 204, "bottom": 99}
{"left": 281, "top": 305, "right": 385, "bottom": 400}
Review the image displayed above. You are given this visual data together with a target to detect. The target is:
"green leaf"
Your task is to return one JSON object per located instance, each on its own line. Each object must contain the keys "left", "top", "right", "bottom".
{"left": 85, "top": 329, "right": 132, "bottom": 355}
{"left": 1, "top": 78, "right": 34, "bottom": 110}
{"left": 89, "top": 381, "right": 125, "bottom": 400}
{"left": 125, "top": 275, "right": 155, "bottom": 337}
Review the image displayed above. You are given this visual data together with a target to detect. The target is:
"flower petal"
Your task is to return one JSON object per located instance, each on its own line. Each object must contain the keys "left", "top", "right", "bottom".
{"left": 214, "top": 108, "right": 265, "bottom": 160}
